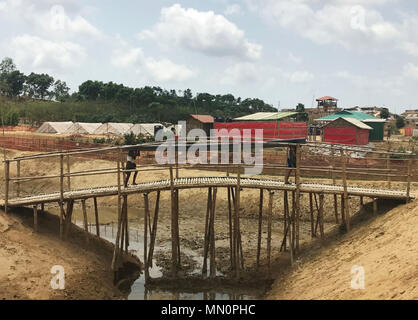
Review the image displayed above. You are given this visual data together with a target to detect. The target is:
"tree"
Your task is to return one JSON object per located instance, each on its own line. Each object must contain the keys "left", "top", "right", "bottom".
{"left": 4, "top": 70, "right": 26, "bottom": 97}
{"left": 53, "top": 80, "right": 70, "bottom": 102}
{"left": 380, "top": 108, "right": 389, "bottom": 119}
{"left": 295, "top": 103, "right": 308, "bottom": 122}
{"left": 0, "top": 57, "right": 16, "bottom": 75}
{"left": 395, "top": 115, "right": 405, "bottom": 129}
{"left": 78, "top": 80, "right": 103, "bottom": 100}
{"left": 25, "top": 72, "right": 54, "bottom": 99}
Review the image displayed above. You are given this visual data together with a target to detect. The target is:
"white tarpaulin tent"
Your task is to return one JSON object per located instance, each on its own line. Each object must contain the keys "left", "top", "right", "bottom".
{"left": 93, "top": 123, "right": 133, "bottom": 136}
{"left": 64, "top": 122, "right": 102, "bottom": 135}
{"left": 36, "top": 121, "right": 73, "bottom": 134}
{"left": 128, "top": 123, "right": 163, "bottom": 137}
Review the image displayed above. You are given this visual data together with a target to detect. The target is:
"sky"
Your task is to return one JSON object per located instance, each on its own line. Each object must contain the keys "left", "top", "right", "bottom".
{"left": 1, "top": 0, "right": 418, "bottom": 113}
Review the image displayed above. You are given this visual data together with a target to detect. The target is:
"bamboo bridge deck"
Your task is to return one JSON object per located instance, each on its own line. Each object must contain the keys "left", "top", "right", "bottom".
{"left": 2, "top": 176, "right": 412, "bottom": 208}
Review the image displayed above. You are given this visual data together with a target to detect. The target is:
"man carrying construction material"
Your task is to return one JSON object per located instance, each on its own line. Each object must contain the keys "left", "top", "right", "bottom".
{"left": 124, "top": 149, "right": 139, "bottom": 187}
{"left": 284, "top": 144, "right": 297, "bottom": 184}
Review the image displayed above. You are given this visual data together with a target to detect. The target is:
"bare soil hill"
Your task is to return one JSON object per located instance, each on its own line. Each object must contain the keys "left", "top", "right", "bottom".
{"left": 267, "top": 200, "right": 418, "bottom": 300}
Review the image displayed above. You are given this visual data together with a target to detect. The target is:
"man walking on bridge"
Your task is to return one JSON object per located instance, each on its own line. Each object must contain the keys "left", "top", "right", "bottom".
{"left": 284, "top": 144, "right": 297, "bottom": 184}
{"left": 124, "top": 149, "right": 139, "bottom": 187}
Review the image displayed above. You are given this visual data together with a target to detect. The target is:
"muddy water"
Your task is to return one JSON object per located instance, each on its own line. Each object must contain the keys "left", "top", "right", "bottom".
{"left": 50, "top": 205, "right": 268, "bottom": 300}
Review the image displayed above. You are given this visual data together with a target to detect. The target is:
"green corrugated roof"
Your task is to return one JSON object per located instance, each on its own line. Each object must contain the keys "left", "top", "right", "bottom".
{"left": 233, "top": 111, "right": 298, "bottom": 121}
{"left": 316, "top": 110, "right": 378, "bottom": 121}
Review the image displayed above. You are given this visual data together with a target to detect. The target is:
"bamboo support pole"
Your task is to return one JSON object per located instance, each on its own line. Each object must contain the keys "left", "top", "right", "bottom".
{"left": 227, "top": 186, "right": 234, "bottom": 270}
{"left": 295, "top": 145, "right": 301, "bottom": 251}
{"left": 111, "top": 148, "right": 122, "bottom": 274}
{"left": 93, "top": 197, "right": 99, "bottom": 237}
{"left": 283, "top": 191, "right": 288, "bottom": 251}
{"left": 175, "top": 189, "right": 180, "bottom": 266}
{"left": 319, "top": 193, "right": 324, "bottom": 238}
{"left": 340, "top": 150, "right": 350, "bottom": 231}
{"left": 59, "top": 155, "right": 64, "bottom": 239}
{"left": 267, "top": 191, "right": 273, "bottom": 274}
{"left": 386, "top": 143, "right": 391, "bottom": 189}
{"left": 169, "top": 165, "right": 178, "bottom": 277}
{"left": 309, "top": 193, "right": 314, "bottom": 238}
{"left": 64, "top": 200, "right": 74, "bottom": 239}
{"left": 4, "top": 160, "right": 9, "bottom": 214}
{"left": 234, "top": 165, "right": 241, "bottom": 277}
{"left": 256, "top": 188, "right": 263, "bottom": 269}
{"left": 16, "top": 160, "right": 20, "bottom": 197}
{"left": 202, "top": 187, "right": 212, "bottom": 278}
{"left": 360, "top": 196, "right": 364, "bottom": 207}
{"left": 406, "top": 157, "right": 412, "bottom": 203}
{"left": 66, "top": 155, "right": 71, "bottom": 190}
{"left": 288, "top": 190, "right": 294, "bottom": 265}
{"left": 373, "top": 198, "right": 377, "bottom": 215}
{"left": 291, "top": 191, "right": 296, "bottom": 252}
{"left": 33, "top": 205, "right": 38, "bottom": 233}
{"left": 209, "top": 187, "right": 217, "bottom": 279}
{"left": 81, "top": 199, "right": 89, "bottom": 245}
{"left": 148, "top": 190, "right": 160, "bottom": 269}
{"left": 144, "top": 193, "right": 149, "bottom": 282}
{"left": 124, "top": 195, "right": 129, "bottom": 252}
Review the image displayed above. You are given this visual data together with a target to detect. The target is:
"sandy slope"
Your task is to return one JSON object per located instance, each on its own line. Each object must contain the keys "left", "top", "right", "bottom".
{"left": 0, "top": 209, "right": 125, "bottom": 300}
{"left": 267, "top": 200, "right": 418, "bottom": 300}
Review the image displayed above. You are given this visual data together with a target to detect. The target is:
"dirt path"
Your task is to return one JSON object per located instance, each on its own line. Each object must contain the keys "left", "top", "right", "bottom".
{"left": 267, "top": 200, "right": 418, "bottom": 300}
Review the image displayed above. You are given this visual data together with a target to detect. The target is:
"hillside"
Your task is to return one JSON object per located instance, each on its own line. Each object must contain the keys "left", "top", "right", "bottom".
{"left": 267, "top": 200, "right": 418, "bottom": 300}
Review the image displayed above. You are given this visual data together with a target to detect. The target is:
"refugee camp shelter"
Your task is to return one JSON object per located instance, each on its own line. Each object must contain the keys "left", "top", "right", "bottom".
{"left": 36, "top": 121, "right": 73, "bottom": 134}
{"left": 93, "top": 123, "right": 133, "bottom": 136}
{"left": 128, "top": 123, "right": 164, "bottom": 137}
{"left": 233, "top": 111, "right": 297, "bottom": 122}
{"left": 64, "top": 122, "right": 102, "bottom": 135}
{"left": 322, "top": 117, "right": 372, "bottom": 145}
{"left": 186, "top": 114, "right": 214, "bottom": 136}
{"left": 215, "top": 111, "right": 305, "bottom": 141}
{"left": 316, "top": 110, "right": 385, "bottom": 141}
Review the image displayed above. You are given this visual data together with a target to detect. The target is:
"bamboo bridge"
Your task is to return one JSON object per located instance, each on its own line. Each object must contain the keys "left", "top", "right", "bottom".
{"left": 1, "top": 141, "right": 416, "bottom": 283}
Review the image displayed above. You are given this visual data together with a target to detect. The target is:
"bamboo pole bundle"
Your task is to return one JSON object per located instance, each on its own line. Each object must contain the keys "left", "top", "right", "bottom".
{"left": 59, "top": 155, "right": 64, "bottom": 239}
{"left": 256, "top": 188, "right": 263, "bottom": 269}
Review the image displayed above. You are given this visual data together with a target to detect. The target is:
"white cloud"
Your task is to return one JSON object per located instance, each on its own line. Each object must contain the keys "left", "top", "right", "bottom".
{"left": 220, "top": 62, "right": 261, "bottom": 85}
{"left": 10, "top": 34, "right": 87, "bottom": 71}
{"left": 403, "top": 63, "right": 418, "bottom": 80}
{"left": 140, "top": 4, "right": 261, "bottom": 60}
{"left": 288, "top": 52, "right": 303, "bottom": 65}
{"left": 224, "top": 4, "right": 243, "bottom": 16}
{"left": 112, "top": 47, "right": 196, "bottom": 82}
{"left": 0, "top": 0, "right": 102, "bottom": 39}
{"left": 287, "top": 71, "right": 314, "bottom": 84}
{"left": 246, "top": 0, "right": 401, "bottom": 49}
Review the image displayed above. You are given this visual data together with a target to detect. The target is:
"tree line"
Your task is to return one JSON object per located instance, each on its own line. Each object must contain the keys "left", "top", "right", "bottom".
{"left": 0, "top": 57, "right": 277, "bottom": 126}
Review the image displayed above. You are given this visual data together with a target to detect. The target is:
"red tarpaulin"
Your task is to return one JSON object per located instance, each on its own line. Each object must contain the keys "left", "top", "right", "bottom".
{"left": 324, "top": 127, "right": 369, "bottom": 145}
{"left": 214, "top": 122, "right": 307, "bottom": 141}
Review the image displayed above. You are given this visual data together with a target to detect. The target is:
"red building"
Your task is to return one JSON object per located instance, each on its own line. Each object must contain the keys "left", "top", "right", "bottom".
{"left": 323, "top": 117, "right": 372, "bottom": 145}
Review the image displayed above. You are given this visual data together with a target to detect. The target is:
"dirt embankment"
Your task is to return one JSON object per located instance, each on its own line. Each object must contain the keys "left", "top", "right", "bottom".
{"left": 267, "top": 200, "right": 418, "bottom": 300}
{"left": 0, "top": 207, "right": 138, "bottom": 300}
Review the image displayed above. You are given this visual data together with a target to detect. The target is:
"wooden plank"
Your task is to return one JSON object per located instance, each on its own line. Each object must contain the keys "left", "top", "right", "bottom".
{"left": 406, "top": 157, "right": 412, "bottom": 203}
{"left": 169, "top": 166, "right": 178, "bottom": 277}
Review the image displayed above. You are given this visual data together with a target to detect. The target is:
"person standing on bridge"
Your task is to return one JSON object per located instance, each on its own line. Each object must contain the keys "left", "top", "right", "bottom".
{"left": 124, "top": 149, "right": 139, "bottom": 187}
{"left": 284, "top": 144, "right": 297, "bottom": 184}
